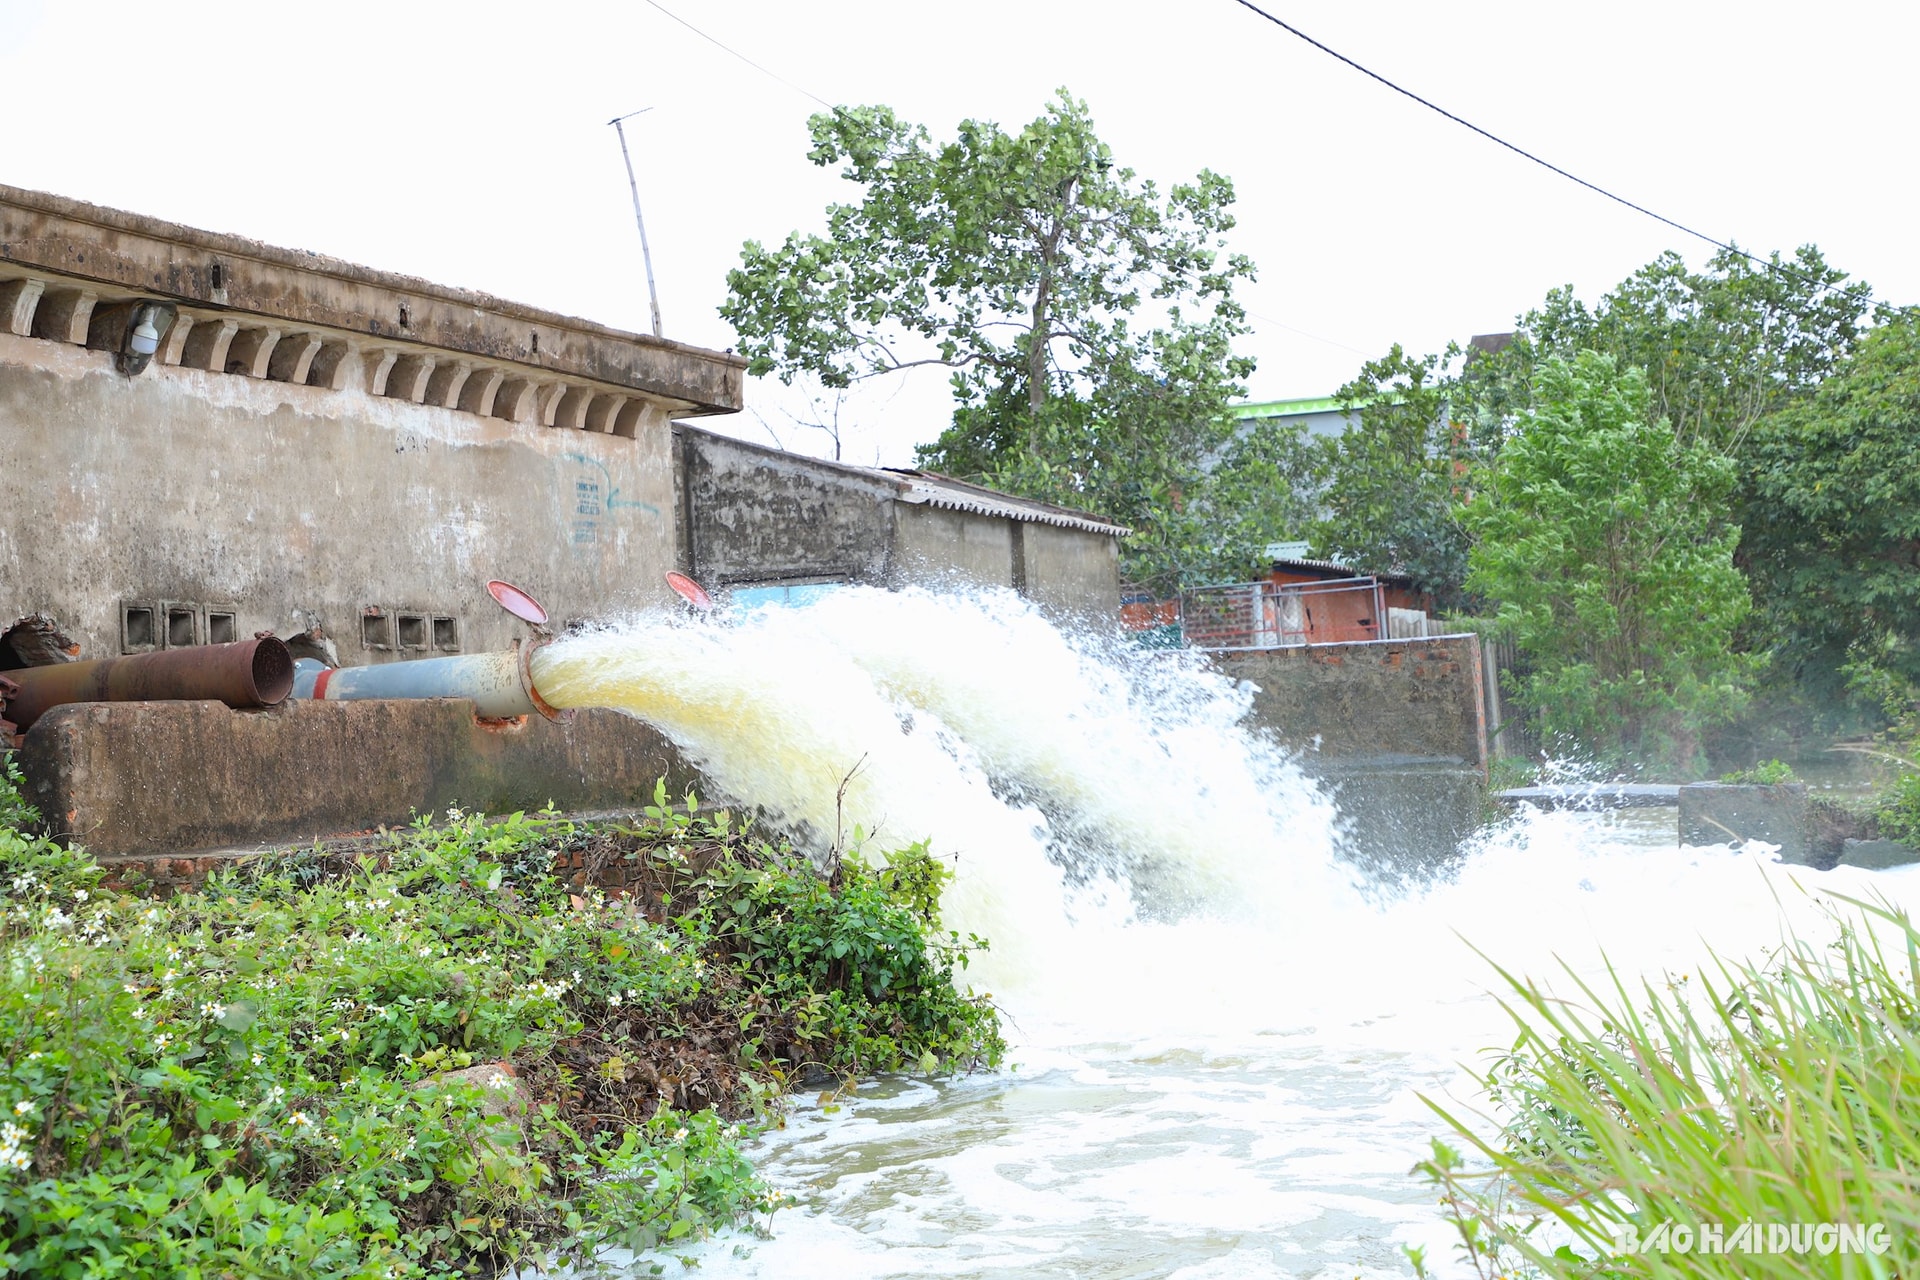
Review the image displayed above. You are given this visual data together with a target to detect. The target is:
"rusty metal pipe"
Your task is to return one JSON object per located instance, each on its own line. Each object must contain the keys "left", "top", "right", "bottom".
{"left": 3, "top": 636, "right": 294, "bottom": 734}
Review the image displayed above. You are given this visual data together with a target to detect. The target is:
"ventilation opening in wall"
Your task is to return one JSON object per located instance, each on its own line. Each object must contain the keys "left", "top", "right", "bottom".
{"left": 122, "top": 604, "right": 157, "bottom": 653}
{"left": 432, "top": 616, "right": 459, "bottom": 651}
{"left": 208, "top": 612, "right": 237, "bottom": 645}
{"left": 361, "top": 609, "right": 391, "bottom": 651}
{"left": 396, "top": 613, "right": 428, "bottom": 651}
{"left": 166, "top": 607, "right": 198, "bottom": 648}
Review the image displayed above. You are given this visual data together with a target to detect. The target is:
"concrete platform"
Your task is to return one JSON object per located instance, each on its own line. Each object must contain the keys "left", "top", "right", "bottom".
{"left": 1494, "top": 783, "right": 1682, "bottom": 809}
{"left": 18, "top": 698, "right": 703, "bottom": 860}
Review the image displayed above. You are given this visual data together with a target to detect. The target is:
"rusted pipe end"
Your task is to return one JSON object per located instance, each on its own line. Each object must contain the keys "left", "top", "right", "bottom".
{"left": 518, "top": 639, "right": 568, "bottom": 723}
{"left": 248, "top": 637, "right": 295, "bottom": 706}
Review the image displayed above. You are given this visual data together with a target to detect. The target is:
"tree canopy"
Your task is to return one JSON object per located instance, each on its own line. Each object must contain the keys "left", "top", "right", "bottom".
{"left": 1458, "top": 245, "right": 1873, "bottom": 455}
{"left": 1310, "top": 345, "right": 1470, "bottom": 608}
{"left": 721, "top": 91, "right": 1255, "bottom": 594}
{"left": 1464, "top": 353, "right": 1752, "bottom": 766}
{"left": 1742, "top": 312, "right": 1920, "bottom": 698}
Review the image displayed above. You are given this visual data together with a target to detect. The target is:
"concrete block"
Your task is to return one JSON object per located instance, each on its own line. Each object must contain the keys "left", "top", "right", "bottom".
{"left": 1678, "top": 782, "right": 1811, "bottom": 863}
{"left": 18, "top": 698, "right": 704, "bottom": 858}
{"left": 1840, "top": 838, "right": 1920, "bottom": 870}
{"left": 1216, "top": 635, "right": 1488, "bottom": 768}
{"left": 1314, "top": 759, "right": 1487, "bottom": 876}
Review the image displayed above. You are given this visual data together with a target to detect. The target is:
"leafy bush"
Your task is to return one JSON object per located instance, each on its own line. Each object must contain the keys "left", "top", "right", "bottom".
{"left": 1719, "top": 758, "right": 1798, "bottom": 785}
{"left": 1413, "top": 903, "right": 1920, "bottom": 1279}
{"left": 1876, "top": 773, "right": 1920, "bottom": 848}
{"left": 0, "top": 770, "right": 1000, "bottom": 1277}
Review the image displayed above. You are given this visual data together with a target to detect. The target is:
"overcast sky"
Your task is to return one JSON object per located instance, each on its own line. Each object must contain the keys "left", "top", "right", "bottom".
{"left": 3, "top": 0, "right": 1912, "bottom": 466}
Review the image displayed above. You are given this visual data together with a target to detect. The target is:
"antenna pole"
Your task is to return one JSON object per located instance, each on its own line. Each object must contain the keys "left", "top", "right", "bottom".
{"left": 609, "top": 109, "right": 664, "bottom": 340}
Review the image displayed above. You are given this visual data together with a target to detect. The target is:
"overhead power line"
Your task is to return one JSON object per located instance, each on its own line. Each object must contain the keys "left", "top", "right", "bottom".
{"left": 640, "top": 0, "right": 835, "bottom": 110}
{"left": 1224, "top": 0, "right": 1839, "bottom": 292}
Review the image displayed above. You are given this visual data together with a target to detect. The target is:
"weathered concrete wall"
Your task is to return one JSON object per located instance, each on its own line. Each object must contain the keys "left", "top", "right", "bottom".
{"left": 1679, "top": 781, "right": 1812, "bottom": 863}
{"left": 674, "top": 425, "right": 1125, "bottom": 620}
{"left": 1019, "top": 521, "right": 1122, "bottom": 625}
{"left": 1319, "top": 759, "right": 1489, "bottom": 878}
{"left": 1215, "top": 635, "right": 1488, "bottom": 768}
{"left": 1214, "top": 635, "right": 1489, "bottom": 871}
{"left": 0, "top": 184, "right": 746, "bottom": 671}
{"left": 891, "top": 504, "right": 1014, "bottom": 591}
{"left": 677, "top": 428, "right": 895, "bottom": 586}
{"left": 0, "top": 338, "right": 678, "bottom": 661}
{"left": 20, "top": 699, "right": 704, "bottom": 857}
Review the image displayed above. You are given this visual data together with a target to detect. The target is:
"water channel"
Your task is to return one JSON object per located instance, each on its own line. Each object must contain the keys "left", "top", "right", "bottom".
{"left": 527, "top": 587, "right": 1920, "bottom": 1278}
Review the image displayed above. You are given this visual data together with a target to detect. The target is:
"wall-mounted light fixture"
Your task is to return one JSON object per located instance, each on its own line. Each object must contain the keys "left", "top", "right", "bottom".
{"left": 115, "top": 300, "right": 177, "bottom": 376}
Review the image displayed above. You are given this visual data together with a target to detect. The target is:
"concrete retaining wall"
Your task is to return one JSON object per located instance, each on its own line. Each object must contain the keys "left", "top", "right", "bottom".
{"left": 1214, "top": 635, "right": 1489, "bottom": 870}
{"left": 1679, "top": 781, "right": 1812, "bottom": 863}
{"left": 20, "top": 699, "right": 704, "bottom": 858}
{"left": 1214, "top": 635, "right": 1488, "bottom": 768}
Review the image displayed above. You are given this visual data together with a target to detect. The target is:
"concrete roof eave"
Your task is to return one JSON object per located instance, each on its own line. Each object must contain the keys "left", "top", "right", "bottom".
{"left": 0, "top": 183, "right": 745, "bottom": 416}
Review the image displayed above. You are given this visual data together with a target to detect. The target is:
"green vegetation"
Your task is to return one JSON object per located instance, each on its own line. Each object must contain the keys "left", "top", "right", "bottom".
{"left": 1743, "top": 312, "right": 1920, "bottom": 708}
{"left": 1310, "top": 346, "right": 1471, "bottom": 610}
{"left": 1312, "top": 246, "right": 1905, "bottom": 771}
{"left": 1719, "top": 758, "right": 1797, "bottom": 785}
{"left": 724, "top": 89, "right": 1920, "bottom": 772}
{"left": 721, "top": 90, "right": 1256, "bottom": 595}
{"left": 1413, "top": 902, "right": 1920, "bottom": 1279}
{"left": 1463, "top": 353, "right": 1752, "bottom": 769}
{"left": 1875, "top": 773, "right": 1920, "bottom": 849}
{"left": 0, "top": 767, "right": 1001, "bottom": 1278}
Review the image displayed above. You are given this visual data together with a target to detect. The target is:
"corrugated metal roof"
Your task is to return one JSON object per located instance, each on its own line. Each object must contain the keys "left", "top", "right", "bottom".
{"left": 884, "top": 469, "right": 1130, "bottom": 537}
{"left": 1269, "top": 553, "right": 1425, "bottom": 589}
{"left": 1270, "top": 554, "right": 1359, "bottom": 575}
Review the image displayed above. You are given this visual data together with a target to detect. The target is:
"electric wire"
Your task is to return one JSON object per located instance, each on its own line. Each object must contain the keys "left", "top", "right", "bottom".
{"left": 637, "top": 1, "right": 1378, "bottom": 362}
{"left": 639, "top": 0, "right": 836, "bottom": 111}
{"left": 1224, "top": 0, "right": 1848, "bottom": 295}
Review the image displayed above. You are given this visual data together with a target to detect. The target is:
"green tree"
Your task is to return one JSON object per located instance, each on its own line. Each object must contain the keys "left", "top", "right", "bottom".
{"left": 1464, "top": 353, "right": 1752, "bottom": 767}
{"left": 1184, "top": 415, "right": 1327, "bottom": 585}
{"left": 721, "top": 91, "right": 1255, "bottom": 594}
{"left": 1463, "top": 245, "right": 1872, "bottom": 454}
{"left": 1312, "top": 345, "right": 1471, "bottom": 607}
{"left": 1742, "top": 312, "right": 1920, "bottom": 702}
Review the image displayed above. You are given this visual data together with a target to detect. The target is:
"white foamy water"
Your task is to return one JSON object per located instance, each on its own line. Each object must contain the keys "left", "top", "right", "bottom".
{"left": 528, "top": 587, "right": 1920, "bottom": 1278}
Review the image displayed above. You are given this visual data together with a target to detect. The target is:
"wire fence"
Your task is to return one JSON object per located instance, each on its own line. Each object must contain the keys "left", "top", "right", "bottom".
{"left": 1178, "top": 577, "right": 1388, "bottom": 650}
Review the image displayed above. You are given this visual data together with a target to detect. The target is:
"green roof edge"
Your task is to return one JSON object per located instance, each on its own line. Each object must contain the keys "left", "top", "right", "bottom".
{"left": 1229, "top": 391, "right": 1407, "bottom": 420}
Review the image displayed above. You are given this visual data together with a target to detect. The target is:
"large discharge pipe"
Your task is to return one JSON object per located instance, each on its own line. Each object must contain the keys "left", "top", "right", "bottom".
{"left": 1, "top": 636, "right": 294, "bottom": 735}
{"left": 291, "top": 642, "right": 562, "bottom": 721}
